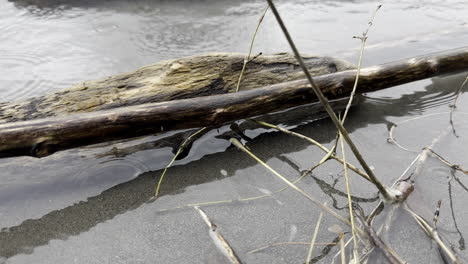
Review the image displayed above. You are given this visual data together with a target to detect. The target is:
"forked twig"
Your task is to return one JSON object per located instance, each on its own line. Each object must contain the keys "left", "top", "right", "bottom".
{"left": 266, "top": 0, "right": 393, "bottom": 201}
{"left": 235, "top": 5, "right": 269, "bottom": 92}
{"left": 369, "top": 124, "right": 452, "bottom": 227}
{"left": 341, "top": 4, "right": 382, "bottom": 124}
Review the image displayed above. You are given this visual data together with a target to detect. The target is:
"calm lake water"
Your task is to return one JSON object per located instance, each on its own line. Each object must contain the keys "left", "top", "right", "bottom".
{"left": 0, "top": 0, "right": 468, "bottom": 263}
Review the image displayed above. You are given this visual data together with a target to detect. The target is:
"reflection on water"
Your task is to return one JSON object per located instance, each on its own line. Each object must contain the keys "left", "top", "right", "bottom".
{"left": 362, "top": 73, "right": 468, "bottom": 117}
{"left": 1, "top": 0, "right": 468, "bottom": 263}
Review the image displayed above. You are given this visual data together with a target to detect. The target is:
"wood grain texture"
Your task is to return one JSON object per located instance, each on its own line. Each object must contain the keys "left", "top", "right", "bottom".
{"left": 0, "top": 53, "right": 354, "bottom": 124}
{"left": 0, "top": 47, "right": 467, "bottom": 158}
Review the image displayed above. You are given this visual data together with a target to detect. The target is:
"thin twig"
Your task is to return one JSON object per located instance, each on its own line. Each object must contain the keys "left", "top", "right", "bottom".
{"left": 388, "top": 123, "right": 419, "bottom": 152}
{"left": 235, "top": 5, "right": 269, "bottom": 93}
{"left": 368, "top": 126, "right": 452, "bottom": 257}
{"left": 194, "top": 206, "right": 243, "bottom": 264}
{"left": 266, "top": 0, "right": 392, "bottom": 201}
{"left": 155, "top": 127, "right": 208, "bottom": 197}
{"left": 447, "top": 177, "right": 466, "bottom": 251}
{"left": 404, "top": 204, "right": 462, "bottom": 264}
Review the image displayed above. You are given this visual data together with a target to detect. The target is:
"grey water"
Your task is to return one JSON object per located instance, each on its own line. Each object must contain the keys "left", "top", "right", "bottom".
{"left": 0, "top": 0, "right": 468, "bottom": 263}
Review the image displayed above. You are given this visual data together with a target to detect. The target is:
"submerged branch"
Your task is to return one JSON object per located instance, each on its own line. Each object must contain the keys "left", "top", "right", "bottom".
{"left": 194, "top": 206, "right": 243, "bottom": 264}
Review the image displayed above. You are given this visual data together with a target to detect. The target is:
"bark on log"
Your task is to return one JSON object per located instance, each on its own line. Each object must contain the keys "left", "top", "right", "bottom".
{"left": 0, "top": 53, "right": 354, "bottom": 124}
{"left": 0, "top": 47, "right": 467, "bottom": 158}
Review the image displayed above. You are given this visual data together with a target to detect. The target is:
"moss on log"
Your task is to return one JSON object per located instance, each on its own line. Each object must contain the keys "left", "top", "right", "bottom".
{"left": 0, "top": 53, "right": 355, "bottom": 124}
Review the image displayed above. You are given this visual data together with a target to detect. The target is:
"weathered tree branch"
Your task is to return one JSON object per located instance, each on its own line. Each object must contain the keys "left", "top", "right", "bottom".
{"left": 0, "top": 47, "right": 467, "bottom": 158}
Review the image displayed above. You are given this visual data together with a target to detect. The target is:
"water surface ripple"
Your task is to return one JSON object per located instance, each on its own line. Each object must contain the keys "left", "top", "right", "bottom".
{"left": 1, "top": 0, "right": 468, "bottom": 263}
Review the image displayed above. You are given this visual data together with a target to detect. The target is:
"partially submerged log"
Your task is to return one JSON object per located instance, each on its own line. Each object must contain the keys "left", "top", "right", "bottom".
{"left": 0, "top": 47, "right": 467, "bottom": 158}
{"left": 0, "top": 53, "right": 355, "bottom": 123}
{"left": 94, "top": 97, "right": 352, "bottom": 159}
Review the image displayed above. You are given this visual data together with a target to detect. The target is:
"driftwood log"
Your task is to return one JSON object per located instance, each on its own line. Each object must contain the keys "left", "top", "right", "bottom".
{"left": 0, "top": 47, "right": 467, "bottom": 158}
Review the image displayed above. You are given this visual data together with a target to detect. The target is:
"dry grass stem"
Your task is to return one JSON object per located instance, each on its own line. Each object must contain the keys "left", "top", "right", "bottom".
{"left": 266, "top": 0, "right": 392, "bottom": 201}
{"left": 194, "top": 206, "right": 243, "bottom": 264}
{"left": 339, "top": 134, "right": 360, "bottom": 263}
{"left": 155, "top": 127, "right": 208, "bottom": 197}
{"left": 306, "top": 211, "right": 324, "bottom": 264}
{"left": 235, "top": 5, "right": 269, "bottom": 93}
